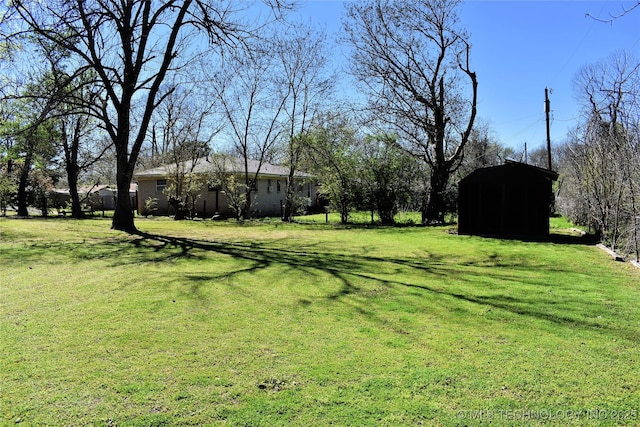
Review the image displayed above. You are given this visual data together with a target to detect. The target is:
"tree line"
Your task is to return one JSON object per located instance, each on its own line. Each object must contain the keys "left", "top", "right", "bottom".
{"left": 558, "top": 51, "right": 640, "bottom": 261}
{"left": 0, "top": 0, "right": 638, "bottom": 259}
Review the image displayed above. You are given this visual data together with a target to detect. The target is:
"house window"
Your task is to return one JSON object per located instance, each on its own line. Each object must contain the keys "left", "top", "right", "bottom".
{"left": 156, "top": 179, "right": 167, "bottom": 193}
{"left": 277, "top": 180, "right": 281, "bottom": 192}
{"left": 267, "top": 179, "right": 274, "bottom": 193}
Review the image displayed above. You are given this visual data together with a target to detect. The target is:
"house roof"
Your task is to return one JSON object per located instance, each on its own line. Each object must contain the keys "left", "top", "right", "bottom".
{"left": 134, "top": 157, "right": 312, "bottom": 180}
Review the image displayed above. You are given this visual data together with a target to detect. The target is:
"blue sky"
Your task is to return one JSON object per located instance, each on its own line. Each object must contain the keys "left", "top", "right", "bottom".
{"left": 292, "top": 1, "right": 640, "bottom": 150}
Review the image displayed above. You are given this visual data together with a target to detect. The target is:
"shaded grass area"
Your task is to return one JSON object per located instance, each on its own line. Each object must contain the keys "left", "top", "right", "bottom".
{"left": 1, "top": 217, "right": 639, "bottom": 426}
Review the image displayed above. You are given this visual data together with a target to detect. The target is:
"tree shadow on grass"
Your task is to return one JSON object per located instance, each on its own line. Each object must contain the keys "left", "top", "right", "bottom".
{"left": 127, "top": 230, "right": 638, "bottom": 344}
{"left": 456, "top": 231, "right": 599, "bottom": 246}
{"left": 546, "top": 232, "right": 599, "bottom": 246}
{"left": 4, "top": 225, "right": 631, "bottom": 341}
{"left": 131, "top": 230, "right": 364, "bottom": 297}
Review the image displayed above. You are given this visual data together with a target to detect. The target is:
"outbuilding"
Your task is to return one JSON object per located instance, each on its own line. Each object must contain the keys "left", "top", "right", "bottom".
{"left": 458, "top": 160, "right": 558, "bottom": 238}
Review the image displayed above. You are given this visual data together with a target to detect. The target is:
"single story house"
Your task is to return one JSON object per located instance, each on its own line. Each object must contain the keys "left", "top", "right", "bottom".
{"left": 50, "top": 184, "right": 138, "bottom": 212}
{"left": 457, "top": 160, "right": 559, "bottom": 238}
{"left": 134, "top": 157, "right": 317, "bottom": 218}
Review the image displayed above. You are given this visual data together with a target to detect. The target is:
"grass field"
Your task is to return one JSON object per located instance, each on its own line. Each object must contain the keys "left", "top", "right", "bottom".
{"left": 1, "top": 216, "right": 639, "bottom": 426}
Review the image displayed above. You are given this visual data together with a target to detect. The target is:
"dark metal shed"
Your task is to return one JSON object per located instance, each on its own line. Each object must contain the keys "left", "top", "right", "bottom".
{"left": 458, "top": 160, "right": 558, "bottom": 238}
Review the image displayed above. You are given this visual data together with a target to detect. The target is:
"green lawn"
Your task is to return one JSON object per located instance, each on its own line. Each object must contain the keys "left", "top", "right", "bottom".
{"left": 1, "top": 217, "right": 639, "bottom": 426}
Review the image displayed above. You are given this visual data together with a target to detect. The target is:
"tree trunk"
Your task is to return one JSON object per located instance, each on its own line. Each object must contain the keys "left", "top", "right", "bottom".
{"left": 283, "top": 174, "right": 296, "bottom": 222}
{"left": 283, "top": 198, "right": 293, "bottom": 222}
{"left": 66, "top": 164, "right": 85, "bottom": 219}
{"left": 424, "top": 168, "right": 448, "bottom": 224}
{"left": 243, "top": 186, "right": 252, "bottom": 220}
{"left": 112, "top": 183, "right": 135, "bottom": 232}
{"left": 39, "top": 192, "right": 48, "bottom": 217}
{"left": 340, "top": 190, "right": 349, "bottom": 224}
{"left": 340, "top": 207, "right": 348, "bottom": 224}
{"left": 111, "top": 151, "right": 136, "bottom": 233}
{"left": 379, "top": 205, "right": 395, "bottom": 225}
{"left": 17, "top": 149, "right": 33, "bottom": 217}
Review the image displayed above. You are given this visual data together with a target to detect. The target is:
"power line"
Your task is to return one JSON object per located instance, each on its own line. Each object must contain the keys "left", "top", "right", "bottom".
{"left": 548, "top": 2, "right": 608, "bottom": 86}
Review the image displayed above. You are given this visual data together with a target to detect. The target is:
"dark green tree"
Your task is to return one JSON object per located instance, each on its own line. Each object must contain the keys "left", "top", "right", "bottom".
{"left": 361, "top": 135, "right": 421, "bottom": 224}
{"left": 304, "top": 114, "right": 362, "bottom": 224}
{"left": 0, "top": 108, "right": 58, "bottom": 217}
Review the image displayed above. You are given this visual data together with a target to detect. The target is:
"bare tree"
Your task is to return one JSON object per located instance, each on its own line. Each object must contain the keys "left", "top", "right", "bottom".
{"left": 8, "top": 0, "right": 291, "bottom": 232}
{"left": 208, "top": 153, "right": 248, "bottom": 220}
{"left": 41, "top": 49, "right": 112, "bottom": 218}
{"left": 154, "top": 86, "right": 218, "bottom": 219}
{"left": 57, "top": 92, "right": 111, "bottom": 219}
{"left": 208, "top": 38, "right": 288, "bottom": 219}
{"left": 456, "top": 122, "right": 510, "bottom": 178}
{"left": 560, "top": 51, "right": 640, "bottom": 259}
{"left": 272, "top": 24, "right": 335, "bottom": 221}
{"left": 343, "top": 0, "right": 477, "bottom": 224}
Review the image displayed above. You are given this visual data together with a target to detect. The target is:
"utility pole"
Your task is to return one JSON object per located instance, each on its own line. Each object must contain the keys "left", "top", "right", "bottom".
{"left": 545, "top": 87, "right": 552, "bottom": 171}
{"left": 545, "top": 87, "right": 556, "bottom": 215}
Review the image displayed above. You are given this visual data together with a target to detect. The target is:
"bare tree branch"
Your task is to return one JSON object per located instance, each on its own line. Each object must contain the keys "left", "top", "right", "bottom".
{"left": 586, "top": 1, "right": 640, "bottom": 23}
